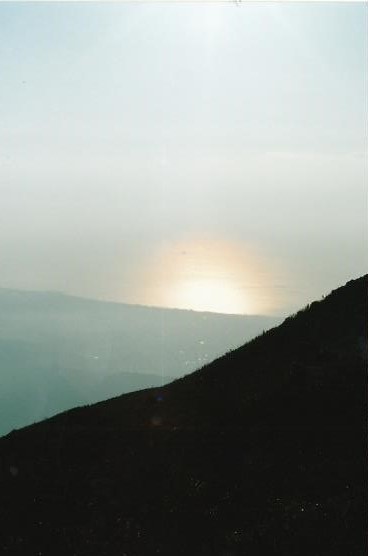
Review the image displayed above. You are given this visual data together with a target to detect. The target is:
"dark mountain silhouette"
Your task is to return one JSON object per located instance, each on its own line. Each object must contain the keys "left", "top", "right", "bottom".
{"left": 0, "top": 288, "right": 280, "bottom": 437}
{"left": 0, "top": 276, "right": 366, "bottom": 555}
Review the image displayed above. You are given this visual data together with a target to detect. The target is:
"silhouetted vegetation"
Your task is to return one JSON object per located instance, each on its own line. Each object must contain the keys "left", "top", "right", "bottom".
{"left": 0, "top": 275, "right": 366, "bottom": 555}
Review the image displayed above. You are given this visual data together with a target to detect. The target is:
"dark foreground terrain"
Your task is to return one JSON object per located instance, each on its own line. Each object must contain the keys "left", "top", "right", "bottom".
{"left": 0, "top": 276, "right": 366, "bottom": 555}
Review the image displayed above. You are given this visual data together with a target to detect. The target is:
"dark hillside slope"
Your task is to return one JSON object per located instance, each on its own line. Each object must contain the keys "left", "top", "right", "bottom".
{"left": 0, "top": 276, "right": 366, "bottom": 555}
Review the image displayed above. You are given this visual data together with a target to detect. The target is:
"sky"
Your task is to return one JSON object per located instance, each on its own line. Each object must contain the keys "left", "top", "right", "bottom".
{"left": 0, "top": 2, "right": 366, "bottom": 316}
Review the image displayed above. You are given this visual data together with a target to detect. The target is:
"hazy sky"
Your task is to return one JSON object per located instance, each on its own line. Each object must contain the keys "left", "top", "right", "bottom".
{"left": 0, "top": 2, "right": 366, "bottom": 315}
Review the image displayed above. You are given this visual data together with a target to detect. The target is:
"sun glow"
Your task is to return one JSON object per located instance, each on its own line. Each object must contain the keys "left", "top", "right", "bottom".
{"left": 169, "top": 278, "right": 249, "bottom": 315}
{"left": 126, "top": 238, "right": 284, "bottom": 315}
{"left": 189, "top": 4, "right": 228, "bottom": 53}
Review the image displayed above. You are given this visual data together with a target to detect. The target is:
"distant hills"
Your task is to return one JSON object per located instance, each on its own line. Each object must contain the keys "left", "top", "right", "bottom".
{"left": 0, "top": 275, "right": 365, "bottom": 555}
{"left": 0, "top": 288, "right": 280, "bottom": 437}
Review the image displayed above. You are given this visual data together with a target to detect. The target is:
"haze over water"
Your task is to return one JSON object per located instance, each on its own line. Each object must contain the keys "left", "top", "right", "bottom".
{"left": 0, "top": 2, "right": 366, "bottom": 315}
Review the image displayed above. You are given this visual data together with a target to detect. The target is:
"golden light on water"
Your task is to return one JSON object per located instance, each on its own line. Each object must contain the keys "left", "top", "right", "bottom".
{"left": 127, "top": 238, "right": 285, "bottom": 315}
{"left": 169, "top": 277, "right": 250, "bottom": 315}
